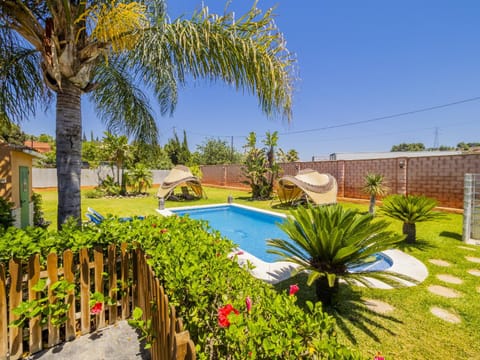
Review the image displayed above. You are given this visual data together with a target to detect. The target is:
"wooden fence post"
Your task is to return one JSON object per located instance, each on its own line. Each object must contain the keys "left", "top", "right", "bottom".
{"left": 8, "top": 258, "right": 22, "bottom": 359}
{"left": 28, "top": 254, "right": 42, "bottom": 353}
{"left": 108, "top": 245, "right": 117, "bottom": 325}
{"left": 63, "top": 250, "right": 76, "bottom": 341}
{"left": 80, "top": 248, "right": 90, "bottom": 334}
{"left": 94, "top": 247, "right": 105, "bottom": 329}
{"left": 0, "top": 264, "right": 7, "bottom": 360}
{"left": 47, "top": 252, "right": 60, "bottom": 347}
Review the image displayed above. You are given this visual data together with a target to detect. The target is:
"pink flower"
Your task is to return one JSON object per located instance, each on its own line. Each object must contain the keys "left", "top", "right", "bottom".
{"left": 218, "top": 304, "right": 239, "bottom": 328}
{"left": 289, "top": 284, "right": 299, "bottom": 296}
{"left": 245, "top": 296, "right": 252, "bottom": 313}
{"left": 374, "top": 352, "right": 385, "bottom": 360}
{"left": 90, "top": 302, "right": 102, "bottom": 315}
{"left": 236, "top": 251, "right": 244, "bottom": 255}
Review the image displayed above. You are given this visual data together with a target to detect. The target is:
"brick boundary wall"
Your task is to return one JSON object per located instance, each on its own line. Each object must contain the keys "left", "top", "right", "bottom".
{"left": 201, "top": 153, "right": 480, "bottom": 209}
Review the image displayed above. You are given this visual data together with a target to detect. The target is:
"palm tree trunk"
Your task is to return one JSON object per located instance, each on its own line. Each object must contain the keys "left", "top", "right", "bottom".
{"left": 369, "top": 195, "right": 376, "bottom": 215}
{"left": 56, "top": 81, "right": 82, "bottom": 228}
{"left": 315, "top": 276, "right": 339, "bottom": 306}
{"left": 403, "top": 222, "right": 416, "bottom": 243}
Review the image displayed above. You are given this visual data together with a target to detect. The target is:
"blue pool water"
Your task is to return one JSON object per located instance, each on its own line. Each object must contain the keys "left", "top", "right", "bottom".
{"left": 172, "top": 205, "right": 393, "bottom": 271}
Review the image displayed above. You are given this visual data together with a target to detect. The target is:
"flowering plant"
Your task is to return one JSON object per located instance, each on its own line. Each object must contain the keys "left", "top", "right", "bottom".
{"left": 218, "top": 304, "right": 240, "bottom": 328}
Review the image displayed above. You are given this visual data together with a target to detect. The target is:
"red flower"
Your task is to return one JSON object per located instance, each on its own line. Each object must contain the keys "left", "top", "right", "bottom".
{"left": 160, "top": 228, "right": 168, "bottom": 233}
{"left": 236, "top": 250, "right": 244, "bottom": 255}
{"left": 245, "top": 296, "right": 252, "bottom": 313}
{"left": 289, "top": 284, "right": 299, "bottom": 296}
{"left": 218, "top": 304, "right": 239, "bottom": 328}
{"left": 90, "top": 302, "right": 102, "bottom": 315}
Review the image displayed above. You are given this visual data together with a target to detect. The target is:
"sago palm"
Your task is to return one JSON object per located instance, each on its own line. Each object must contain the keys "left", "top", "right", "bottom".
{"left": 268, "top": 205, "right": 407, "bottom": 305}
{"left": 1, "top": 1, "right": 294, "bottom": 227}
{"left": 362, "top": 173, "right": 389, "bottom": 215}
{"left": 380, "top": 194, "right": 442, "bottom": 243}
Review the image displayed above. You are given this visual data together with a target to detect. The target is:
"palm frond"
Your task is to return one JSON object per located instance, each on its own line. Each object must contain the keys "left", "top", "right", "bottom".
{"left": 89, "top": 57, "right": 157, "bottom": 144}
{"left": 0, "top": 29, "right": 50, "bottom": 124}
{"left": 135, "top": 3, "right": 295, "bottom": 120}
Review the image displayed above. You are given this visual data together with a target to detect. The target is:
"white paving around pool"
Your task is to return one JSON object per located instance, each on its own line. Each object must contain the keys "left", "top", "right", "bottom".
{"left": 157, "top": 204, "right": 429, "bottom": 288}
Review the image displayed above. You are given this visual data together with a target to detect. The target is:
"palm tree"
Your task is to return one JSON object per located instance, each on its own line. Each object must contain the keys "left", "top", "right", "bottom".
{"left": 362, "top": 173, "right": 389, "bottom": 215}
{"left": 1, "top": 1, "right": 294, "bottom": 228}
{"left": 268, "top": 205, "right": 406, "bottom": 305}
{"left": 127, "top": 163, "right": 152, "bottom": 194}
{"left": 380, "top": 194, "right": 442, "bottom": 243}
{"left": 102, "top": 132, "right": 132, "bottom": 194}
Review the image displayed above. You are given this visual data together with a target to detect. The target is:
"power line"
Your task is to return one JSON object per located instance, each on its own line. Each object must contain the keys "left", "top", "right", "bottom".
{"left": 279, "top": 96, "right": 480, "bottom": 136}
{"left": 178, "top": 95, "right": 480, "bottom": 140}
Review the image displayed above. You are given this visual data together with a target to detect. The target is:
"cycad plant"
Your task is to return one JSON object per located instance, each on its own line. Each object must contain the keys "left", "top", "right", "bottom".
{"left": 267, "top": 205, "right": 406, "bottom": 305}
{"left": 362, "top": 173, "right": 389, "bottom": 215}
{"left": 380, "top": 194, "right": 442, "bottom": 243}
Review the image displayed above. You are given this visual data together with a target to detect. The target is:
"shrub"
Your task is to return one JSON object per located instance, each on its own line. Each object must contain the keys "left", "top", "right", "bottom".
{"left": 32, "top": 192, "right": 50, "bottom": 228}
{"left": 0, "top": 216, "right": 361, "bottom": 359}
{"left": 380, "top": 194, "right": 443, "bottom": 243}
{"left": 268, "top": 205, "right": 406, "bottom": 305}
{"left": 0, "top": 197, "right": 14, "bottom": 229}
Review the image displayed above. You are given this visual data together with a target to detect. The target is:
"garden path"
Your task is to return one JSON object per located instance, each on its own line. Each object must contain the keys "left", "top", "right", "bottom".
{"left": 29, "top": 321, "right": 150, "bottom": 360}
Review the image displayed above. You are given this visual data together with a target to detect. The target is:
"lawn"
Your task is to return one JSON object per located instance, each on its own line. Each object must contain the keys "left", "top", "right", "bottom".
{"left": 36, "top": 186, "right": 479, "bottom": 359}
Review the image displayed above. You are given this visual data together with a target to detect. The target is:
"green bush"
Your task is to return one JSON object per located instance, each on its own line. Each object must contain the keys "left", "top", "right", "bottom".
{"left": 84, "top": 189, "right": 105, "bottom": 199}
{"left": 0, "top": 216, "right": 361, "bottom": 359}
{"left": 0, "top": 197, "right": 14, "bottom": 230}
{"left": 32, "top": 192, "right": 50, "bottom": 228}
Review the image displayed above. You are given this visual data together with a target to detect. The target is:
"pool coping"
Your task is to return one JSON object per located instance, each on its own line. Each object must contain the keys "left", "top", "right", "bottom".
{"left": 156, "top": 204, "right": 428, "bottom": 288}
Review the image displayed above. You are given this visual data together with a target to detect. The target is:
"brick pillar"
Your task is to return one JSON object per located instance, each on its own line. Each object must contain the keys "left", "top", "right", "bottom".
{"left": 337, "top": 161, "right": 345, "bottom": 197}
{"left": 397, "top": 158, "right": 407, "bottom": 195}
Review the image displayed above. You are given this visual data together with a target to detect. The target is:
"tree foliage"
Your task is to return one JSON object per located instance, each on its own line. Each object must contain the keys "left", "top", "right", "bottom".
{"left": 390, "top": 142, "right": 426, "bottom": 152}
{"left": 1, "top": 0, "right": 295, "bottom": 226}
{"left": 194, "top": 138, "right": 241, "bottom": 165}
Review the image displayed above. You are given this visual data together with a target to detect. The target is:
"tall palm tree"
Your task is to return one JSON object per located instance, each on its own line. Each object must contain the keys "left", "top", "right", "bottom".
{"left": 362, "top": 173, "right": 389, "bottom": 215}
{"left": 102, "top": 132, "right": 132, "bottom": 193}
{"left": 268, "top": 205, "right": 407, "bottom": 305}
{"left": 1, "top": 1, "right": 294, "bottom": 227}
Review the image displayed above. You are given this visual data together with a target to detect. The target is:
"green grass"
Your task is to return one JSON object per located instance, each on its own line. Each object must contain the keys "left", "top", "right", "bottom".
{"left": 36, "top": 186, "right": 479, "bottom": 359}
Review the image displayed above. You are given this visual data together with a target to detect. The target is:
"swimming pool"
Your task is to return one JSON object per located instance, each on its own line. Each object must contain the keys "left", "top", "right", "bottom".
{"left": 170, "top": 204, "right": 393, "bottom": 272}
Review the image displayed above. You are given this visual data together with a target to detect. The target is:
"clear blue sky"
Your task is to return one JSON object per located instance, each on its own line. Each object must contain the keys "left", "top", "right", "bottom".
{"left": 23, "top": 0, "right": 480, "bottom": 161}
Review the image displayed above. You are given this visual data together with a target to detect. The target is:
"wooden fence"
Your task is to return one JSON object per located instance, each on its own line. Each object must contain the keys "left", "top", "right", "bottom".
{"left": 0, "top": 244, "right": 195, "bottom": 360}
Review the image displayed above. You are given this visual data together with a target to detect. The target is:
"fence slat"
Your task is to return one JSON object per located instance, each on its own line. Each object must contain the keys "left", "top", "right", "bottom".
{"left": 108, "top": 245, "right": 117, "bottom": 325}
{"left": 120, "top": 243, "right": 130, "bottom": 319}
{"left": 47, "top": 253, "right": 60, "bottom": 347}
{"left": 8, "top": 258, "right": 22, "bottom": 359}
{"left": 80, "top": 248, "right": 90, "bottom": 334}
{"left": 94, "top": 247, "right": 105, "bottom": 329}
{"left": 169, "top": 305, "right": 176, "bottom": 358}
{"left": 63, "top": 250, "right": 76, "bottom": 341}
{"left": 0, "top": 264, "right": 7, "bottom": 360}
{"left": 173, "top": 331, "right": 190, "bottom": 360}
{"left": 28, "top": 254, "right": 42, "bottom": 353}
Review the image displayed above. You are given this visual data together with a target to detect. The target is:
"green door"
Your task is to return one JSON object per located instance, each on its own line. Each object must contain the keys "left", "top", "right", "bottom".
{"left": 19, "top": 166, "right": 29, "bottom": 228}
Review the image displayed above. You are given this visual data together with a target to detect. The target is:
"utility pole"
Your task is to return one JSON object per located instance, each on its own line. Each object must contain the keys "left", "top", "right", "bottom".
{"left": 433, "top": 127, "right": 439, "bottom": 149}
{"left": 231, "top": 136, "right": 234, "bottom": 162}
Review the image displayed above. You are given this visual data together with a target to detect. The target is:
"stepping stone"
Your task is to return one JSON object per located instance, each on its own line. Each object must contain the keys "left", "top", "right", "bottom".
{"left": 465, "top": 256, "right": 480, "bottom": 264}
{"left": 363, "top": 299, "right": 395, "bottom": 314}
{"left": 458, "top": 246, "right": 477, "bottom": 251}
{"left": 430, "top": 307, "right": 461, "bottom": 324}
{"left": 436, "top": 274, "right": 463, "bottom": 284}
{"left": 429, "top": 259, "right": 451, "bottom": 267}
{"left": 468, "top": 269, "right": 480, "bottom": 277}
{"left": 428, "top": 285, "right": 462, "bottom": 298}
